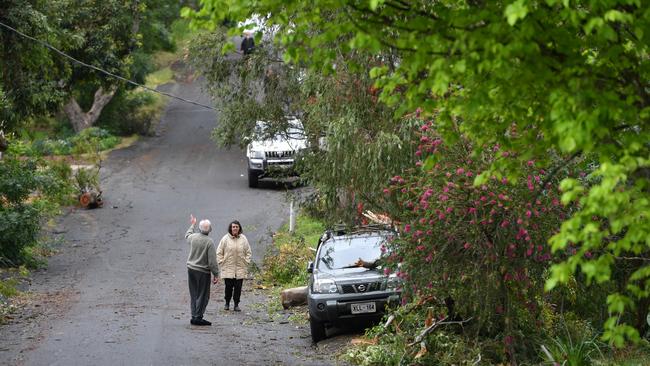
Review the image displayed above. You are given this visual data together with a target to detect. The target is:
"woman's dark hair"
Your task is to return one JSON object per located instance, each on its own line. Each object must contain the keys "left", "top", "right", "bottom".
{"left": 228, "top": 220, "right": 243, "bottom": 236}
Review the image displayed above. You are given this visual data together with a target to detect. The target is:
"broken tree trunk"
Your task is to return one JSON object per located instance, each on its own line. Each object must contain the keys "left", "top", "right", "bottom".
{"left": 64, "top": 85, "right": 118, "bottom": 133}
{"left": 79, "top": 189, "right": 103, "bottom": 209}
{"left": 280, "top": 286, "right": 307, "bottom": 309}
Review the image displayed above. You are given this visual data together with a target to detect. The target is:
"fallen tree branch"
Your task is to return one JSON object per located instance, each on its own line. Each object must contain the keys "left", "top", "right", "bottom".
{"left": 408, "top": 316, "right": 473, "bottom": 346}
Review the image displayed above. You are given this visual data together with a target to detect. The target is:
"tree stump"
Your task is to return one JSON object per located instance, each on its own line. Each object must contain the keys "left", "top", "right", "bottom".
{"left": 79, "top": 190, "right": 103, "bottom": 209}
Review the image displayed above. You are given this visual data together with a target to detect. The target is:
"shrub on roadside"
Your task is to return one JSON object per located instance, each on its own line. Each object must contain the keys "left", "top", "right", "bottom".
{"left": 261, "top": 214, "right": 324, "bottom": 287}
{"left": 96, "top": 89, "right": 164, "bottom": 136}
{"left": 0, "top": 155, "right": 72, "bottom": 266}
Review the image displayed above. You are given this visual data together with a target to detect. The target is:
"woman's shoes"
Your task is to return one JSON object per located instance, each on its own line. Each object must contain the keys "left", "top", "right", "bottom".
{"left": 233, "top": 305, "right": 241, "bottom": 312}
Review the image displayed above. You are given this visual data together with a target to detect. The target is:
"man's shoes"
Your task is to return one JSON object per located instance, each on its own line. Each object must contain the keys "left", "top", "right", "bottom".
{"left": 233, "top": 305, "right": 241, "bottom": 312}
{"left": 191, "top": 317, "right": 211, "bottom": 326}
{"left": 196, "top": 318, "right": 212, "bottom": 326}
{"left": 224, "top": 304, "right": 230, "bottom": 311}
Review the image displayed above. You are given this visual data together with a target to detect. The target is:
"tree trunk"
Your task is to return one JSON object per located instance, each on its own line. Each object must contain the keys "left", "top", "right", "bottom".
{"left": 64, "top": 86, "right": 117, "bottom": 133}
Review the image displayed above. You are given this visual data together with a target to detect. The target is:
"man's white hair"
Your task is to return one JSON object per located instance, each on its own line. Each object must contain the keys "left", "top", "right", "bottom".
{"left": 199, "top": 219, "right": 211, "bottom": 234}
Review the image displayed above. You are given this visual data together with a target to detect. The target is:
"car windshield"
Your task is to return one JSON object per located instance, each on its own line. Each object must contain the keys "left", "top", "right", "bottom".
{"left": 317, "top": 234, "right": 389, "bottom": 270}
{"left": 254, "top": 120, "right": 304, "bottom": 141}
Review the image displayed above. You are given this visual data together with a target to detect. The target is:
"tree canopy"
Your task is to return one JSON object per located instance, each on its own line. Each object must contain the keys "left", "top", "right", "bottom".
{"left": 187, "top": 0, "right": 650, "bottom": 346}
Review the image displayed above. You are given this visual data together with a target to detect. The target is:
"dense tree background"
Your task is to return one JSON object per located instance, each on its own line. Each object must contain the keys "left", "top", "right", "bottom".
{"left": 185, "top": 0, "right": 649, "bottom": 361}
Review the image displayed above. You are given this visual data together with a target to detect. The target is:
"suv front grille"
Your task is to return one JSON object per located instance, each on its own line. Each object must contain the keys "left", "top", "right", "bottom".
{"left": 265, "top": 150, "right": 295, "bottom": 158}
{"left": 340, "top": 282, "right": 383, "bottom": 294}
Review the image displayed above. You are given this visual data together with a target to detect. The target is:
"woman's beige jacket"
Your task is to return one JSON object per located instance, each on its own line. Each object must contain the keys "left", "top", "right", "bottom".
{"left": 216, "top": 233, "right": 252, "bottom": 279}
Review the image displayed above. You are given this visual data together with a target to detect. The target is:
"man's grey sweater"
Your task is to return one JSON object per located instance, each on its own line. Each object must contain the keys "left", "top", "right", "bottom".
{"left": 185, "top": 224, "right": 219, "bottom": 276}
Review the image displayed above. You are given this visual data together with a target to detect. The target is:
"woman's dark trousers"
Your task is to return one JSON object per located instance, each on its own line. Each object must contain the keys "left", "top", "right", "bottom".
{"left": 224, "top": 278, "right": 244, "bottom": 305}
{"left": 188, "top": 268, "right": 211, "bottom": 319}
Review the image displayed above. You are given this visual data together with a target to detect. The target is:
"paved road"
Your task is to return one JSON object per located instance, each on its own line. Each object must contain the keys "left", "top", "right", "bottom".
{"left": 0, "top": 82, "right": 349, "bottom": 365}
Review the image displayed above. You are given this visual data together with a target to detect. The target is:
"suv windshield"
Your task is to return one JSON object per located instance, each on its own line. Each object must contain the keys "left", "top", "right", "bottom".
{"left": 317, "top": 234, "right": 389, "bottom": 270}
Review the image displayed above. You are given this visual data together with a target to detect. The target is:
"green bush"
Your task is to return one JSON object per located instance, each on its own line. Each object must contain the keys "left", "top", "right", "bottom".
{"left": 261, "top": 214, "right": 325, "bottom": 287}
{"left": 96, "top": 89, "right": 162, "bottom": 136}
{"left": 0, "top": 156, "right": 72, "bottom": 266}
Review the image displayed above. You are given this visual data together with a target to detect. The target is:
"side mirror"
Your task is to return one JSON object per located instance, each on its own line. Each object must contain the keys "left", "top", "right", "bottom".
{"left": 307, "top": 261, "right": 314, "bottom": 273}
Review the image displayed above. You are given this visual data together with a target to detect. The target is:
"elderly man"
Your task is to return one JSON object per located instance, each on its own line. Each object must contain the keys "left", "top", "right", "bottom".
{"left": 185, "top": 214, "right": 219, "bottom": 326}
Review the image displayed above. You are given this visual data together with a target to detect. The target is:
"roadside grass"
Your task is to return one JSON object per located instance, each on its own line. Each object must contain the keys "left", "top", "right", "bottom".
{"left": 145, "top": 67, "right": 174, "bottom": 88}
{"left": 259, "top": 213, "right": 325, "bottom": 325}
{"left": 0, "top": 267, "right": 29, "bottom": 324}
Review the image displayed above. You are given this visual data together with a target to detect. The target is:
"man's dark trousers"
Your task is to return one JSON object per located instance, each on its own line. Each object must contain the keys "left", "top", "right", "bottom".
{"left": 224, "top": 278, "right": 243, "bottom": 305}
{"left": 188, "top": 268, "right": 211, "bottom": 319}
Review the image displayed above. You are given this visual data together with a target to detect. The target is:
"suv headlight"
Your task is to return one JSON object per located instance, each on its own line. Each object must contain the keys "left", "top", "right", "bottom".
{"left": 249, "top": 149, "right": 264, "bottom": 159}
{"left": 312, "top": 277, "right": 338, "bottom": 294}
{"left": 385, "top": 273, "right": 401, "bottom": 291}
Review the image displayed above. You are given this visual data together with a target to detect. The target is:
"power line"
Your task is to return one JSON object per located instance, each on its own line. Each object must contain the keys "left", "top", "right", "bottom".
{"left": 0, "top": 20, "right": 218, "bottom": 111}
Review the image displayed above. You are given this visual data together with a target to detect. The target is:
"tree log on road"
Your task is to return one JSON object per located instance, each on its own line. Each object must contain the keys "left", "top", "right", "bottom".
{"left": 280, "top": 286, "right": 307, "bottom": 309}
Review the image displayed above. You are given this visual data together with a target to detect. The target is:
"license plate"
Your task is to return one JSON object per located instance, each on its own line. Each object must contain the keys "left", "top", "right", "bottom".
{"left": 350, "top": 302, "right": 376, "bottom": 314}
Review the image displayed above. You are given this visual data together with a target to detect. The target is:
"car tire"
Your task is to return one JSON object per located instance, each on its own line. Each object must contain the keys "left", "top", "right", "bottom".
{"left": 309, "top": 316, "right": 326, "bottom": 343}
{"left": 248, "top": 169, "right": 259, "bottom": 188}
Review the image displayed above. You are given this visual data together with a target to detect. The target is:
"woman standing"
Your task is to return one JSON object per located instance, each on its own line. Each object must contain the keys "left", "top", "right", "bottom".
{"left": 216, "top": 220, "right": 252, "bottom": 311}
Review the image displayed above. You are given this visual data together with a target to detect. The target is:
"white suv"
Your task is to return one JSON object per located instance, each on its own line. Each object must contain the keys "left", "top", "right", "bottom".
{"left": 246, "top": 119, "right": 307, "bottom": 188}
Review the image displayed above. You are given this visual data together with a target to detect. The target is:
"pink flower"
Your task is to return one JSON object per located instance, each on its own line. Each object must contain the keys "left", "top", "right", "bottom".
{"left": 383, "top": 188, "right": 390, "bottom": 195}
{"left": 415, "top": 150, "right": 422, "bottom": 157}
{"left": 425, "top": 254, "right": 433, "bottom": 263}
{"left": 526, "top": 210, "right": 532, "bottom": 218}
{"left": 456, "top": 168, "right": 465, "bottom": 175}
{"left": 500, "top": 220, "right": 510, "bottom": 228}
{"left": 384, "top": 267, "right": 391, "bottom": 275}
{"left": 446, "top": 207, "right": 453, "bottom": 213}
{"left": 466, "top": 171, "right": 473, "bottom": 177}
{"left": 463, "top": 242, "right": 471, "bottom": 249}
{"left": 439, "top": 194, "right": 449, "bottom": 201}
{"left": 416, "top": 245, "right": 425, "bottom": 251}
{"left": 501, "top": 177, "right": 508, "bottom": 184}
{"left": 527, "top": 160, "right": 535, "bottom": 167}
{"left": 404, "top": 224, "right": 411, "bottom": 233}
{"left": 445, "top": 172, "right": 452, "bottom": 178}
{"left": 468, "top": 207, "right": 477, "bottom": 214}
{"left": 416, "top": 161, "right": 423, "bottom": 167}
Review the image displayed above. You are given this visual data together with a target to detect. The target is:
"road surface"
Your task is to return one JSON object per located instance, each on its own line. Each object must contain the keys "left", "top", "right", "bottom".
{"left": 0, "top": 81, "right": 352, "bottom": 366}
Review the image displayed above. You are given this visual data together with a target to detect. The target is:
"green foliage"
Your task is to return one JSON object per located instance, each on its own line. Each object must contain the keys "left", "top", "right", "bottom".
{"left": 345, "top": 300, "right": 484, "bottom": 365}
{"left": 189, "top": 0, "right": 650, "bottom": 346}
{"left": 96, "top": 89, "right": 163, "bottom": 136}
{"left": 261, "top": 214, "right": 324, "bottom": 287}
{"left": 0, "top": 155, "right": 70, "bottom": 265}
{"left": 0, "top": 0, "right": 70, "bottom": 131}
{"left": 540, "top": 328, "right": 605, "bottom": 366}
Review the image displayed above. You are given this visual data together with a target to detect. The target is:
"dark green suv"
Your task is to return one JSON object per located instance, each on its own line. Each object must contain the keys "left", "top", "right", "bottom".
{"left": 307, "top": 227, "right": 401, "bottom": 342}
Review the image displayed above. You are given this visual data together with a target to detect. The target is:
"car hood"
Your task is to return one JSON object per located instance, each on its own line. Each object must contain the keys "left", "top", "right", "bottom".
{"left": 316, "top": 267, "right": 384, "bottom": 282}
{"left": 249, "top": 136, "right": 307, "bottom": 152}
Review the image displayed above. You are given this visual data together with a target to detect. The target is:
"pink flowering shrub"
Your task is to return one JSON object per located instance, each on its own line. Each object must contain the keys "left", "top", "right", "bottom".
{"left": 382, "top": 122, "right": 569, "bottom": 351}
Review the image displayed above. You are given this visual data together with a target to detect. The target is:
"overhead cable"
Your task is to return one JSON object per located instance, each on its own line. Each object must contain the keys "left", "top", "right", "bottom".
{"left": 0, "top": 20, "right": 217, "bottom": 111}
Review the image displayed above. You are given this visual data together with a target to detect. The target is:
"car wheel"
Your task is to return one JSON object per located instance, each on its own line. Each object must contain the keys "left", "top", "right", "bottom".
{"left": 309, "top": 316, "right": 326, "bottom": 343}
{"left": 248, "top": 169, "right": 259, "bottom": 188}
